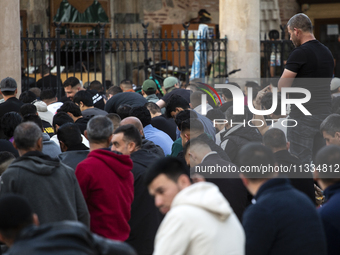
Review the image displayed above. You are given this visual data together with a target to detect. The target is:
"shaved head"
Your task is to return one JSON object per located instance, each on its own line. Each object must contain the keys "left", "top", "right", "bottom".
{"left": 120, "top": 117, "right": 144, "bottom": 136}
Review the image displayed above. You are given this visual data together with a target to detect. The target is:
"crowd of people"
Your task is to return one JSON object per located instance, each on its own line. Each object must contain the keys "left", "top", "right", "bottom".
{"left": 0, "top": 13, "right": 338, "bottom": 255}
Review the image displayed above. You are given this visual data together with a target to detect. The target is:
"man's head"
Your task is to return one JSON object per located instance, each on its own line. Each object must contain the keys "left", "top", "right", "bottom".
{"left": 145, "top": 157, "right": 191, "bottom": 214}
{"left": 117, "top": 104, "right": 132, "bottom": 120}
{"left": 145, "top": 102, "right": 162, "bottom": 118}
{"left": 119, "top": 116, "right": 144, "bottom": 137}
{"left": 73, "top": 90, "right": 94, "bottom": 111}
{"left": 57, "top": 123, "right": 84, "bottom": 152}
{"left": 189, "top": 91, "right": 205, "bottom": 109}
{"left": 142, "top": 79, "right": 157, "bottom": 97}
{"left": 106, "top": 113, "right": 121, "bottom": 132}
{"left": 163, "top": 77, "right": 180, "bottom": 93}
{"left": 1, "top": 112, "right": 22, "bottom": 139}
{"left": 19, "top": 91, "right": 37, "bottom": 104}
{"left": 119, "top": 79, "right": 133, "bottom": 92}
{"left": 244, "top": 81, "right": 261, "bottom": 100}
{"left": 225, "top": 106, "right": 252, "bottom": 129}
{"left": 129, "top": 106, "right": 152, "bottom": 127}
{"left": 13, "top": 122, "right": 43, "bottom": 155}
{"left": 0, "top": 194, "right": 39, "bottom": 247}
{"left": 261, "top": 92, "right": 284, "bottom": 119}
{"left": 57, "top": 101, "right": 82, "bottom": 121}
{"left": 63, "top": 77, "right": 81, "bottom": 100}
{"left": 0, "top": 152, "right": 15, "bottom": 175}
{"left": 166, "top": 94, "right": 190, "bottom": 118}
{"left": 314, "top": 145, "right": 340, "bottom": 190}
{"left": 52, "top": 112, "right": 74, "bottom": 134}
{"left": 179, "top": 118, "right": 204, "bottom": 147}
{"left": 239, "top": 143, "right": 277, "bottom": 195}
{"left": 330, "top": 77, "right": 340, "bottom": 95}
{"left": 111, "top": 124, "right": 142, "bottom": 155}
{"left": 106, "top": 86, "right": 122, "bottom": 100}
{"left": 86, "top": 116, "right": 113, "bottom": 146}
{"left": 20, "top": 104, "right": 37, "bottom": 117}
{"left": 89, "top": 80, "right": 103, "bottom": 92}
{"left": 287, "top": 13, "right": 313, "bottom": 47}
{"left": 29, "top": 87, "right": 41, "bottom": 98}
{"left": 263, "top": 128, "right": 288, "bottom": 153}
{"left": 0, "top": 77, "right": 17, "bottom": 97}
{"left": 206, "top": 108, "right": 225, "bottom": 131}
{"left": 320, "top": 114, "right": 340, "bottom": 146}
{"left": 183, "top": 138, "right": 212, "bottom": 167}
{"left": 40, "top": 89, "right": 57, "bottom": 105}
{"left": 221, "top": 82, "right": 240, "bottom": 102}
{"left": 22, "top": 114, "right": 44, "bottom": 132}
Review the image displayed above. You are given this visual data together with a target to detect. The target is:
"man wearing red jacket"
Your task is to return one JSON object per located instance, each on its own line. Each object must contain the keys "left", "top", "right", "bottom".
{"left": 75, "top": 116, "right": 134, "bottom": 241}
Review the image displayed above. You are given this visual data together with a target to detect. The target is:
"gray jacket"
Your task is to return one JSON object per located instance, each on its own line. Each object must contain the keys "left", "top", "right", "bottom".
{"left": 42, "top": 133, "right": 61, "bottom": 158}
{"left": 0, "top": 151, "right": 90, "bottom": 226}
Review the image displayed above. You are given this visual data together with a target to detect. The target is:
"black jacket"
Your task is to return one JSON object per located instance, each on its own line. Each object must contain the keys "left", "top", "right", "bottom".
{"left": 5, "top": 221, "right": 136, "bottom": 255}
{"left": 197, "top": 133, "right": 231, "bottom": 162}
{"left": 220, "top": 124, "right": 262, "bottom": 166}
{"left": 141, "top": 139, "right": 165, "bottom": 158}
{"left": 127, "top": 149, "right": 163, "bottom": 255}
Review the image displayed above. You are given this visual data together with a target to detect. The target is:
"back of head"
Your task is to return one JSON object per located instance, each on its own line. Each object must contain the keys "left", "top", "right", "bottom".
{"left": 206, "top": 108, "right": 225, "bottom": 122}
{"left": 119, "top": 116, "right": 143, "bottom": 133}
{"left": 129, "top": 106, "right": 152, "bottom": 127}
{"left": 1, "top": 112, "right": 22, "bottom": 139}
{"left": 120, "top": 79, "right": 133, "bottom": 91}
{"left": 145, "top": 102, "right": 161, "bottom": 116}
{"left": 22, "top": 114, "right": 44, "bottom": 131}
{"left": 0, "top": 77, "right": 17, "bottom": 96}
{"left": 89, "top": 80, "right": 103, "bottom": 92}
{"left": 320, "top": 114, "right": 340, "bottom": 136}
{"left": 163, "top": 77, "right": 179, "bottom": 92}
{"left": 40, "top": 89, "right": 56, "bottom": 101}
{"left": 19, "top": 91, "right": 37, "bottom": 104}
{"left": 73, "top": 90, "right": 94, "bottom": 107}
{"left": 315, "top": 145, "right": 340, "bottom": 184}
{"left": 190, "top": 91, "right": 204, "bottom": 109}
{"left": 183, "top": 137, "right": 211, "bottom": 157}
{"left": 57, "top": 123, "right": 82, "bottom": 148}
{"left": 174, "top": 110, "right": 197, "bottom": 129}
{"left": 263, "top": 128, "right": 286, "bottom": 151}
{"left": 114, "top": 124, "right": 142, "bottom": 148}
{"left": 238, "top": 142, "right": 276, "bottom": 180}
{"left": 225, "top": 106, "right": 252, "bottom": 124}
{"left": 63, "top": 77, "right": 80, "bottom": 88}
{"left": 106, "top": 86, "right": 123, "bottom": 98}
{"left": 39, "top": 64, "right": 50, "bottom": 76}
{"left": 117, "top": 104, "right": 132, "bottom": 120}
{"left": 287, "top": 13, "right": 313, "bottom": 33}
{"left": 52, "top": 112, "right": 74, "bottom": 132}
{"left": 166, "top": 94, "right": 190, "bottom": 118}
{"left": 144, "top": 157, "right": 189, "bottom": 186}
{"left": 0, "top": 194, "right": 34, "bottom": 241}
{"left": 29, "top": 87, "right": 41, "bottom": 98}
{"left": 86, "top": 115, "right": 113, "bottom": 144}
{"left": 14, "top": 122, "right": 42, "bottom": 150}
{"left": 0, "top": 151, "right": 15, "bottom": 175}
{"left": 142, "top": 79, "right": 157, "bottom": 95}
{"left": 106, "top": 113, "right": 121, "bottom": 131}
{"left": 222, "top": 82, "right": 240, "bottom": 100}
{"left": 57, "top": 101, "right": 82, "bottom": 117}
{"left": 180, "top": 118, "right": 204, "bottom": 133}
{"left": 20, "top": 104, "right": 37, "bottom": 117}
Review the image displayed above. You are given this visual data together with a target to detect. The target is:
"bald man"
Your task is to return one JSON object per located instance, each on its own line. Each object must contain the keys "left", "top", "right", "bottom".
{"left": 119, "top": 117, "right": 164, "bottom": 158}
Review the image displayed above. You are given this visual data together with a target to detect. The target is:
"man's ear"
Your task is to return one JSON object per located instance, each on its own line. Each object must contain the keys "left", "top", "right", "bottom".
{"left": 177, "top": 174, "right": 191, "bottom": 190}
{"left": 107, "top": 134, "right": 113, "bottom": 145}
{"left": 128, "top": 142, "right": 136, "bottom": 153}
{"left": 286, "top": 141, "right": 290, "bottom": 150}
{"left": 32, "top": 213, "right": 39, "bottom": 226}
{"left": 239, "top": 173, "right": 249, "bottom": 188}
{"left": 84, "top": 130, "right": 88, "bottom": 140}
{"left": 13, "top": 140, "right": 18, "bottom": 150}
{"left": 189, "top": 103, "right": 193, "bottom": 108}
{"left": 59, "top": 141, "right": 68, "bottom": 152}
{"left": 335, "top": 132, "right": 340, "bottom": 140}
{"left": 36, "top": 137, "right": 43, "bottom": 152}
{"left": 66, "top": 112, "right": 75, "bottom": 119}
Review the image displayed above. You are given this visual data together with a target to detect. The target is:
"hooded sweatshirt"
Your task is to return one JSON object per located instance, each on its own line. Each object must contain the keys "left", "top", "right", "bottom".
{"left": 0, "top": 151, "right": 89, "bottom": 226}
{"left": 153, "top": 182, "right": 245, "bottom": 255}
{"left": 75, "top": 149, "right": 134, "bottom": 241}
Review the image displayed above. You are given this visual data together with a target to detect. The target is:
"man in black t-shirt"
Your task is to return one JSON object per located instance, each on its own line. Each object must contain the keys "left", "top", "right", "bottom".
{"left": 278, "top": 13, "right": 334, "bottom": 165}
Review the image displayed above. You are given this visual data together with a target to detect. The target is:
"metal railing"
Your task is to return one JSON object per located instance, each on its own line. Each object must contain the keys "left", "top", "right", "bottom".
{"left": 21, "top": 23, "right": 228, "bottom": 98}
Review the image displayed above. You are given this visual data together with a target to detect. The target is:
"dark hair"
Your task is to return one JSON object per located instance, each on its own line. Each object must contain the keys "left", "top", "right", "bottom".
{"left": 57, "top": 123, "right": 82, "bottom": 148}
{"left": 120, "top": 79, "right": 132, "bottom": 86}
{"left": 0, "top": 194, "right": 34, "bottom": 240}
{"left": 263, "top": 128, "right": 286, "bottom": 150}
{"left": 145, "top": 102, "right": 161, "bottom": 115}
{"left": 225, "top": 106, "right": 252, "bottom": 124}
{"left": 22, "top": 114, "right": 44, "bottom": 131}
{"left": 86, "top": 116, "right": 113, "bottom": 143}
{"left": 89, "top": 80, "right": 103, "bottom": 92}
{"left": 20, "top": 104, "right": 37, "bottom": 117}
{"left": 106, "top": 113, "right": 121, "bottom": 130}
{"left": 129, "top": 106, "right": 152, "bottom": 127}
{"left": 1, "top": 112, "right": 22, "bottom": 139}
{"left": 245, "top": 81, "right": 261, "bottom": 101}
{"left": 73, "top": 90, "right": 94, "bottom": 107}
{"left": 117, "top": 104, "right": 132, "bottom": 120}
{"left": 180, "top": 118, "right": 204, "bottom": 133}
{"left": 57, "top": 101, "right": 82, "bottom": 117}
{"left": 183, "top": 137, "right": 210, "bottom": 156}
{"left": 114, "top": 124, "right": 142, "bottom": 148}
{"left": 238, "top": 143, "right": 276, "bottom": 180}
{"left": 19, "top": 91, "right": 37, "bottom": 104}
{"left": 174, "top": 110, "right": 197, "bottom": 129}
{"left": 106, "top": 86, "right": 122, "bottom": 97}
{"left": 206, "top": 108, "right": 225, "bottom": 122}
{"left": 320, "top": 114, "right": 340, "bottom": 136}
{"left": 261, "top": 92, "right": 281, "bottom": 116}
{"left": 0, "top": 152, "right": 15, "bottom": 175}
{"left": 52, "top": 112, "right": 74, "bottom": 133}
{"left": 165, "top": 94, "right": 190, "bottom": 118}
{"left": 13, "top": 122, "right": 42, "bottom": 150}
{"left": 40, "top": 89, "right": 56, "bottom": 100}
{"left": 39, "top": 64, "right": 50, "bottom": 76}
{"left": 63, "top": 77, "right": 80, "bottom": 88}
{"left": 287, "top": 13, "right": 313, "bottom": 33}
{"left": 1, "top": 91, "right": 15, "bottom": 96}
{"left": 222, "top": 82, "right": 240, "bottom": 99}
{"left": 144, "top": 157, "right": 189, "bottom": 186}
{"left": 315, "top": 145, "right": 340, "bottom": 184}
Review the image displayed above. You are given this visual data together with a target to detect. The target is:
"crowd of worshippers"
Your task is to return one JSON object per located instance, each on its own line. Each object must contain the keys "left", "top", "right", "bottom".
{"left": 0, "top": 73, "right": 338, "bottom": 255}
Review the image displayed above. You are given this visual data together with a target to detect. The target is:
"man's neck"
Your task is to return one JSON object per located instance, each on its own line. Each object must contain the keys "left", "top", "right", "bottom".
{"left": 301, "top": 33, "right": 316, "bottom": 45}
{"left": 43, "top": 99, "right": 56, "bottom": 106}
{"left": 43, "top": 73, "right": 50, "bottom": 77}
{"left": 82, "top": 106, "right": 94, "bottom": 111}
{"left": 248, "top": 179, "right": 268, "bottom": 196}
{"left": 3, "top": 94, "right": 16, "bottom": 101}
{"left": 151, "top": 112, "right": 162, "bottom": 118}
{"left": 89, "top": 143, "right": 109, "bottom": 152}
{"left": 74, "top": 116, "right": 83, "bottom": 122}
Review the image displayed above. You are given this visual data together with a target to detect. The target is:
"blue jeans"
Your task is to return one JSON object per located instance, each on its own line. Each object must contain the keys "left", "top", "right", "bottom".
{"left": 287, "top": 114, "right": 329, "bottom": 165}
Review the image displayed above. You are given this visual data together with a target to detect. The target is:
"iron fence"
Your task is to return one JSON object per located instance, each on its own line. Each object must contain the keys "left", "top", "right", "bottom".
{"left": 21, "top": 23, "right": 228, "bottom": 99}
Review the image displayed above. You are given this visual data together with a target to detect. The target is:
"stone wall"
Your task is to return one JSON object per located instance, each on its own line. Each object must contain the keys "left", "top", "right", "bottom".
{"left": 278, "top": 0, "right": 300, "bottom": 38}
{"left": 20, "top": 0, "right": 49, "bottom": 36}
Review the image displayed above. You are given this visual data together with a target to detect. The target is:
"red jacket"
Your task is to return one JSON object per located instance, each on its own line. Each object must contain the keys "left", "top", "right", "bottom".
{"left": 75, "top": 149, "right": 134, "bottom": 241}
